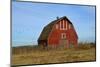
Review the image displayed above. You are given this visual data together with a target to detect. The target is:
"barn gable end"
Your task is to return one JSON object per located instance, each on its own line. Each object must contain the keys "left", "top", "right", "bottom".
{"left": 38, "top": 16, "right": 78, "bottom": 48}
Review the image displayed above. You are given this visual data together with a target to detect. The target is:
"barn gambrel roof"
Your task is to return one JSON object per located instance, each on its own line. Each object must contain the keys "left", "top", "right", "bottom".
{"left": 38, "top": 16, "right": 75, "bottom": 41}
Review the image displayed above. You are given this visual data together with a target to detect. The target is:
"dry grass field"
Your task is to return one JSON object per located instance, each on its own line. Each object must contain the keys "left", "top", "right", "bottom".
{"left": 11, "top": 43, "right": 96, "bottom": 66}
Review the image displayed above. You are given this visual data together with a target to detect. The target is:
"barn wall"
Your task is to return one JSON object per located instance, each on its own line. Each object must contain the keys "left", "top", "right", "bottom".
{"left": 48, "top": 19, "right": 78, "bottom": 48}
{"left": 67, "top": 28, "right": 78, "bottom": 48}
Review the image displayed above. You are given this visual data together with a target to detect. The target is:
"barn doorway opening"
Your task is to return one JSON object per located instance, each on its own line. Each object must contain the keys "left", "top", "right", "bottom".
{"left": 59, "top": 33, "right": 68, "bottom": 48}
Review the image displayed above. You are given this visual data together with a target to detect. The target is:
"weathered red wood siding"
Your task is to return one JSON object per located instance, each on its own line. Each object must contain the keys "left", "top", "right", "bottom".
{"left": 48, "top": 19, "right": 78, "bottom": 48}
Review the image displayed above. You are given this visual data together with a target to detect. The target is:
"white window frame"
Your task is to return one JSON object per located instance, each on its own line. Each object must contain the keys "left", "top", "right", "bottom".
{"left": 60, "top": 21, "right": 61, "bottom": 30}
{"left": 61, "top": 33, "right": 66, "bottom": 39}
{"left": 63, "top": 20, "right": 64, "bottom": 30}
{"left": 60, "top": 20, "right": 68, "bottom": 30}
{"left": 66, "top": 21, "right": 67, "bottom": 30}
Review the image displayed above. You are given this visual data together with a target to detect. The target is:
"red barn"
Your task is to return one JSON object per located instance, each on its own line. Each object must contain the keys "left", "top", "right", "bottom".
{"left": 38, "top": 16, "right": 78, "bottom": 48}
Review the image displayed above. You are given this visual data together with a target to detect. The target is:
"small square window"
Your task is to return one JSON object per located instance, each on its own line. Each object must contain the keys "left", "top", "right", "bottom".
{"left": 61, "top": 33, "right": 66, "bottom": 39}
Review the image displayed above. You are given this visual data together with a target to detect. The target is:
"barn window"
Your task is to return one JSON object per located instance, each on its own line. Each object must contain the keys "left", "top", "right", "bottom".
{"left": 61, "top": 33, "right": 66, "bottom": 39}
{"left": 56, "top": 24, "right": 58, "bottom": 29}
{"left": 60, "top": 20, "right": 68, "bottom": 30}
{"left": 61, "top": 21, "right": 63, "bottom": 29}
{"left": 63, "top": 20, "right": 64, "bottom": 30}
{"left": 60, "top": 20, "right": 65, "bottom": 30}
{"left": 60, "top": 21, "right": 61, "bottom": 30}
{"left": 66, "top": 21, "right": 67, "bottom": 30}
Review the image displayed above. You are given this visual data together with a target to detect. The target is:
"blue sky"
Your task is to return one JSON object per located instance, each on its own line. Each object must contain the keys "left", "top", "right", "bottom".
{"left": 12, "top": 1, "right": 96, "bottom": 46}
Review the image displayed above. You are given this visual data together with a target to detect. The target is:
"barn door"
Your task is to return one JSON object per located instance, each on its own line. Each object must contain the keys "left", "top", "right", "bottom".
{"left": 59, "top": 33, "right": 68, "bottom": 48}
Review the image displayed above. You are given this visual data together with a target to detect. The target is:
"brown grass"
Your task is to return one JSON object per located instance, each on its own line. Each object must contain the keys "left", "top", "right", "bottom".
{"left": 11, "top": 43, "right": 96, "bottom": 66}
